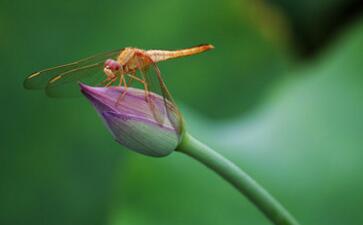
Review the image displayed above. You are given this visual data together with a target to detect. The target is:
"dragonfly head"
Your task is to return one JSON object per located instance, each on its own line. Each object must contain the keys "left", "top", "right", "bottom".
{"left": 104, "top": 59, "right": 121, "bottom": 71}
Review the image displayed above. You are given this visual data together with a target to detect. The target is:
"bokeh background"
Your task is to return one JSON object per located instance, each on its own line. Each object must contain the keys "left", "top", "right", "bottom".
{"left": 1, "top": 0, "right": 363, "bottom": 224}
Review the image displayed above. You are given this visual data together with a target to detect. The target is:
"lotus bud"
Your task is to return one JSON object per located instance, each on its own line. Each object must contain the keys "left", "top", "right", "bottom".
{"left": 80, "top": 83, "right": 184, "bottom": 157}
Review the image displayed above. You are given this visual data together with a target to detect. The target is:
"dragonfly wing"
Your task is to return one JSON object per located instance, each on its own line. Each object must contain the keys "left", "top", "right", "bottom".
{"left": 150, "top": 63, "right": 182, "bottom": 135}
{"left": 24, "top": 48, "right": 122, "bottom": 95}
{"left": 135, "top": 55, "right": 182, "bottom": 134}
{"left": 45, "top": 62, "right": 105, "bottom": 97}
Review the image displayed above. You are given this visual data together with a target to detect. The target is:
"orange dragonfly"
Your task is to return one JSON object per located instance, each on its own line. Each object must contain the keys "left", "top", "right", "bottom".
{"left": 24, "top": 44, "right": 214, "bottom": 131}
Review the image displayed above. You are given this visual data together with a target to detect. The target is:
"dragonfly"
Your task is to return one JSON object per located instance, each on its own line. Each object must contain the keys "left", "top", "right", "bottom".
{"left": 24, "top": 44, "right": 214, "bottom": 131}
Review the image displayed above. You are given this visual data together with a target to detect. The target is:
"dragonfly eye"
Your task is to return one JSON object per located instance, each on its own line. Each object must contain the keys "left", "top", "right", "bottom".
{"left": 104, "top": 59, "right": 121, "bottom": 71}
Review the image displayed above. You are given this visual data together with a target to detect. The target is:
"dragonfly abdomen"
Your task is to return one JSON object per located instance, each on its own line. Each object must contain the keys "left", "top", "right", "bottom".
{"left": 146, "top": 44, "right": 214, "bottom": 63}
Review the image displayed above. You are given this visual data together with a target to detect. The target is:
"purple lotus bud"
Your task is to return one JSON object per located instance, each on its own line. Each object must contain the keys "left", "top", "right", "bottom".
{"left": 80, "top": 83, "right": 184, "bottom": 157}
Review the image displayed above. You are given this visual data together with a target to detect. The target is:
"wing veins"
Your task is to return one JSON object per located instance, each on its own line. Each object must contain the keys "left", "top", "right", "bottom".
{"left": 24, "top": 48, "right": 122, "bottom": 90}
{"left": 47, "top": 62, "right": 103, "bottom": 85}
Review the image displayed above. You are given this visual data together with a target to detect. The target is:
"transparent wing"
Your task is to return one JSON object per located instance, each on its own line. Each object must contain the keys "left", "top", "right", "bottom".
{"left": 45, "top": 62, "right": 105, "bottom": 97}
{"left": 24, "top": 48, "right": 122, "bottom": 96}
{"left": 135, "top": 55, "right": 182, "bottom": 135}
{"left": 150, "top": 62, "right": 183, "bottom": 135}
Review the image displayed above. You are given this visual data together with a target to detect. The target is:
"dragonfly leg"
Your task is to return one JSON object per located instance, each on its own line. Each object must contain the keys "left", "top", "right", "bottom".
{"left": 116, "top": 78, "right": 125, "bottom": 105}
{"left": 125, "top": 73, "right": 144, "bottom": 83}
{"left": 134, "top": 57, "right": 152, "bottom": 102}
{"left": 98, "top": 77, "right": 110, "bottom": 86}
{"left": 116, "top": 74, "right": 129, "bottom": 105}
{"left": 116, "top": 71, "right": 138, "bottom": 105}
{"left": 126, "top": 71, "right": 135, "bottom": 87}
{"left": 105, "top": 77, "right": 117, "bottom": 87}
{"left": 124, "top": 73, "right": 150, "bottom": 101}
{"left": 118, "top": 74, "right": 124, "bottom": 86}
{"left": 121, "top": 75, "right": 127, "bottom": 94}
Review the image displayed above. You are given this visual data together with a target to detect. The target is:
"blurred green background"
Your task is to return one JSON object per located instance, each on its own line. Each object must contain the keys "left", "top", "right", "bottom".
{"left": 1, "top": 0, "right": 363, "bottom": 224}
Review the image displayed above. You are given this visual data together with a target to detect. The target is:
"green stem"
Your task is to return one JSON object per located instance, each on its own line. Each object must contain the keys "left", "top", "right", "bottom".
{"left": 175, "top": 132, "right": 300, "bottom": 225}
